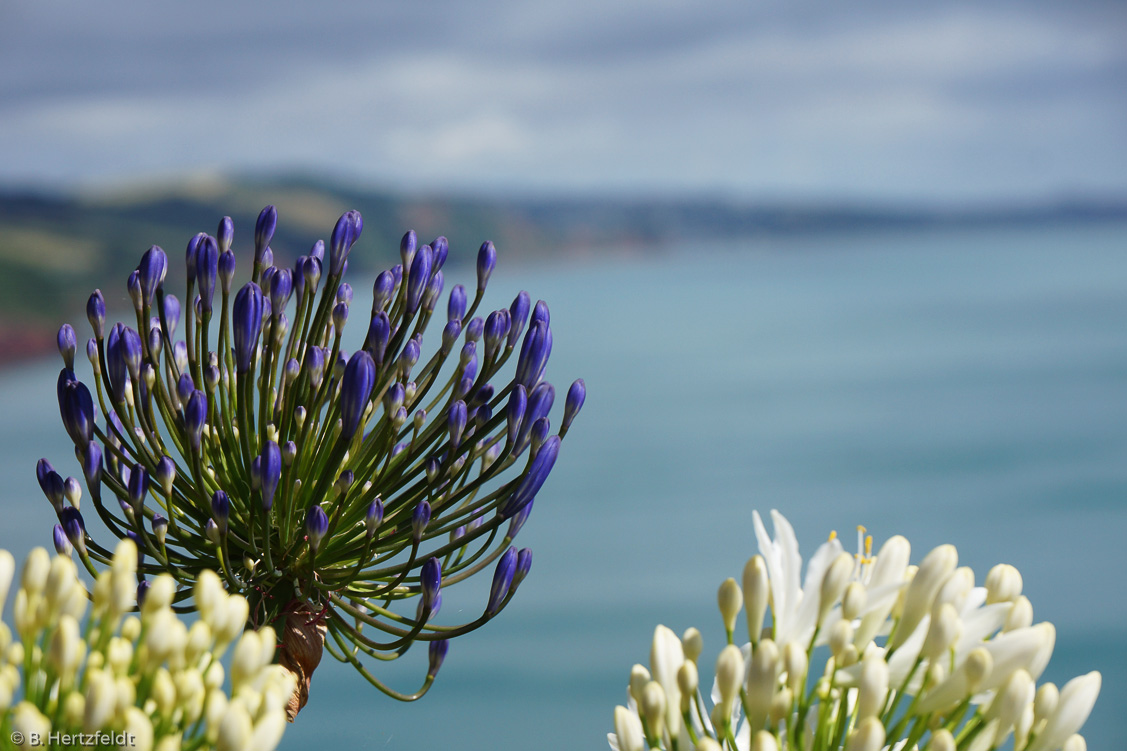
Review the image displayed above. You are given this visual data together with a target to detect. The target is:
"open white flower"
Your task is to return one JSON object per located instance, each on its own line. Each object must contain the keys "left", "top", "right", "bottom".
{"left": 610, "top": 510, "right": 1100, "bottom": 751}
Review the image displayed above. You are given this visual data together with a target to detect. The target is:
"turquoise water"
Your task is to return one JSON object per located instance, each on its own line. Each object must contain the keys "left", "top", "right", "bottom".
{"left": 1, "top": 222, "right": 1125, "bottom": 748}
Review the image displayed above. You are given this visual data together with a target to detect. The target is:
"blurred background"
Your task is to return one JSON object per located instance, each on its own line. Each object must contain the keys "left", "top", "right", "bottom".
{"left": 1, "top": 1, "right": 1125, "bottom": 748}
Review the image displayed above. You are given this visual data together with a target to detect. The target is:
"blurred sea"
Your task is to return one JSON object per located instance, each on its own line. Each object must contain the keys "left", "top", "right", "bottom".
{"left": 1, "top": 221, "right": 1124, "bottom": 749}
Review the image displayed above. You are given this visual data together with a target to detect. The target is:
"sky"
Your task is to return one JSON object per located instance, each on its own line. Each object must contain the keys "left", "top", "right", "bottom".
{"left": 1, "top": 0, "right": 1125, "bottom": 203}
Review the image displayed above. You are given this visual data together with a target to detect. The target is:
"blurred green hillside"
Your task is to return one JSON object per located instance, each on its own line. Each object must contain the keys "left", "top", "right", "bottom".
{"left": 2, "top": 174, "right": 1122, "bottom": 363}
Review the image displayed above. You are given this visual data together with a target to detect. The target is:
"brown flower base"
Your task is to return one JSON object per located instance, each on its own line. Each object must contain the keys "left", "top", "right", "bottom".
{"left": 276, "top": 601, "right": 328, "bottom": 721}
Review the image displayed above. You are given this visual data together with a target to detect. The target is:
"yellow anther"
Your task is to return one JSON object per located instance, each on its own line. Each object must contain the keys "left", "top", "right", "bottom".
{"left": 865, "top": 535, "right": 873, "bottom": 557}
{"left": 828, "top": 530, "right": 837, "bottom": 542}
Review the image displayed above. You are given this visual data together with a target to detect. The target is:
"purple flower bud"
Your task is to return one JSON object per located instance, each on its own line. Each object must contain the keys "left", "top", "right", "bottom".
{"left": 372, "top": 271, "right": 395, "bottom": 314}
{"left": 232, "top": 282, "right": 265, "bottom": 373}
{"left": 512, "top": 548, "right": 533, "bottom": 590}
{"left": 255, "top": 205, "right": 277, "bottom": 262}
{"left": 59, "top": 375, "right": 95, "bottom": 448}
{"left": 506, "top": 385, "right": 527, "bottom": 446}
{"left": 530, "top": 416, "right": 551, "bottom": 456}
{"left": 501, "top": 435, "right": 560, "bottom": 519}
{"left": 477, "top": 241, "right": 496, "bottom": 292}
{"left": 155, "top": 455, "right": 175, "bottom": 495}
{"left": 293, "top": 255, "right": 307, "bottom": 303}
{"left": 217, "top": 216, "right": 234, "bottom": 253}
{"left": 172, "top": 340, "right": 188, "bottom": 375}
{"left": 211, "top": 490, "right": 230, "bottom": 534}
{"left": 309, "top": 239, "right": 325, "bottom": 264}
{"left": 177, "top": 372, "right": 194, "bottom": 405}
{"left": 106, "top": 323, "right": 127, "bottom": 401}
{"left": 363, "top": 310, "right": 391, "bottom": 366}
{"left": 483, "top": 310, "right": 510, "bottom": 362}
{"left": 406, "top": 244, "right": 432, "bottom": 317}
{"left": 136, "top": 580, "right": 150, "bottom": 608}
{"left": 57, "top": 324, "right": 77, "bottom": 368}
{"left": 284, "top": 357, "right": 300, "bottom": 384}
{"left": 260, "top": 441, "right": 282, "bottom": 512}
{"left": 53, "top": 524, "right": 72, "bottom": 555}
{"left": 392, "top": 263, "right": 404, "bottom": 288}
{"left": 427, "top": 639, "right": 449, "bottom": 677}
{"left": 365, "top": 498, "right": 384, "bottom": 537}
{"left": 86, "top": 339, "right": 98, "bottom": 371}
{"left": 507, "top": 499, "right": 533, "bottom": 539}
{"left": 152, "top": 514, "right": 168, "bottom": 545}
{"left": 299, "top": 256, "right": 320, "bottom": 294}
{"left": 82, "top": 442, "right": 103, "bottom": 496}
{"left": 333, "top": 349, "right": 347, "bottom": 380}
{"left": 261, "top": 245, "right": 274, "bottom": 270}
{"left": 38, "top": 464, "right": 66, "bottom": 515}
{"left": 305, "top": 505, "right": 329, "bottom": 551}
{"left": 127, "top": 270, "right": 143, "bottom": 311}
{"left": 412, "top": 500, "right": 431, "bottom": 541}
{"left": 204, "top": 363, "right": 219, "bottom": 391}
{"left": 486, "top": 547, "right": 518, "bottom": 616}
{"left": 137, "top": 245, "right": 168, "bottom": 307}
{"left": 160, "top": 294, "right": 180, "bottom": 337}
{"left": 516, "top": 382, "right": 555, "bottom": 452}
{"left": 515, "top": 320, "right": 552, "bottom": 390}
{"left": 447, "top": 284, "right": 467, "bottom": 323}
{"left": 303, "top": 346, "right": 326, "bottom": 390}
{"left": 336, "top": 283, "right": 353, "bottom": 306}
{"left": 383, "top": 382, "right": 405, "bottom": 415}
{"left": 448, "top": 400, "right": 467, "bottom": 449}
{"left": 431, "top": 236, "right": 449, "bottom": 272}
{"left": 420, "top": 557, "right": 442, "bottom": 606}
{"left": 399, "top": 338, "right": 421, "bottom": 377}
{"left": 329, "top": 210, "right": 363, "bottom": 276}
{"left": 329, "top": 301, "right": 349, "bottom": 334}
{"left": 62, "top": 507, "right": 86, "bottom": 555}
{"left": 128, "top": 463, "right": 149, "bottom": 512}
{"left": 508, "top": 291, "right": 531, "bottom": 349}
{"left": 86, "top": 289, "right": 107, "bottom": 340}
{"left": 195, "top": 235, "right": 219, "bottom": 314}
{"left": 475, "top": 403, "right": 493, "bottom": 430}
{"left": 282, "top": 440, "right": 297, "bottom": 465}
{"left": 205, "top": 519, "right": 221, "bottom": 545}
{"left": 218, "top": 250, "right": 237, "bottom": 294}
{"left": 185, "top": 233, "right": 205, "bottom": 285}
{"left": 531, "top": 299, "right": 550, "bottom": 328}
{"left": 269, "top": 268, "right": 293, "bottom": 314}
{"left": 400, "top": 230, "right": 417, "bottom": 271}
{"left": 340, "top": 350, "right": 376, "bottom": 440}
{"left": 121, "top": 326, "right": 143, "bottom": 382}
{"left": 147, "top": 326, "right": 162, "bottom": 358}
{"left": 561, "top": 378, "right": 586, "bottom": 435}
{"left": 465, "top": 316, "right": 484, "bottom": 343}
{"left": 186, "top": 390, "right": 208, "bottom": 453}
{"left": 422, "top": 270, "right": 444, "bottom": 313}
{"left": 441, "top": 319, "right": 462, "bottom": 355}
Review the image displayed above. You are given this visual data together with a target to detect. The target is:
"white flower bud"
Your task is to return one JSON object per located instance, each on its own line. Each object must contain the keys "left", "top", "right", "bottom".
{"left": 842, "top": 582, "right": 867, "bottom": 621}
{"left": 107, "top": 637, "right": 134, "bottom": 676}
{"left": 205, "top": 661, "right": 226, "bottom": 691}
{"left": 934, "top": 566, "right": 974, "bottom": 612}
{"left": 216, "top": 701, "right": 253, "bottom": 751}
{"left": 0, "top": 550, "right": 14, "bottom": 620}
{"left": 612, "top": 706, "right": 645, "bottom": 751}
{"left": 922, "top": 603, "right": 962, "bottom": 662}
{"left": 715, "top": 644, "right": 744, "bottom": 710}
{"left": 965, "top": 647, "right": 993, "bottom": 693}
{"left": 986, "top": 669, "right": 1033, "bottom": 746}
{"left": 649, "top": 625, "right": 683, "bottom": 739}
{"left": 1005, "top": 595, "right": 1034, "bottom": 632}
{"left": 215, "top": 596, "right": 249, "bottom": 647}
{"left": 695, "top": 739, "right": 722, "bottom": 751}
{"left": 115, "top": 674, "right": 137, "bottom": 715}
{"left": 251, "top": 710, "right": 288, "bottom": 751}
{"left": 151, "top": 667, "right": 177, "bottom": 719}
{"left": 11, "top": 702, "right": 51, "bottom": 749}
{"left": 143, "top": 575, "right": 177, "bottom": 618}
{"left": 681, "top": 627, "right": 703, "bottom": 663}
{"left": 1027, "top": 672, "right": 1101, "bottom": 751}
{"left": 751, "top": 730, "right": 779, "bottom": 751}
{"left": 1035, "top": 682, "right": 1059, "bottom": 723}
{"left": 857, "top": 653, "right": 888, "bottom": 719}
{"left": 985, "top": 563, "right": 1023, "bottom": 604}
{"left": 204, "top": 690, "right": 229, "bottom": 742}
{"left": 769, "top": 687, "right": 791, "bottom": 726}
{"left": 890, "top": 544, "right": 957, "bottom": 651}
{"left": 1062, "top": 735, "right": 1087, "bottom": 751}
{"left": 844, "top": 716, "right": 885, "bottom": 751}
{"left": 175, "top": 668, "right": 207, "bottom": 724}
{"left": 186, "top": 620, "right": 213, "bottom": 666}
{"left": 640, "top": 681, "right": 666, "bottom": 740}
{"left": 45, "top": 555, "right": 78, "bottom": 615}
{"left": 92, "top": 571, "right": 113, "bottom": 616}
{"left": 628, "top": 664, "right": 650, "bottom": 708}
{"left": 124, "top": 705, "right": 155, "bottom": 751}
{"left": 195, "top": 570, "right": 225, "bottom": 622}
{"left": 62, "top": 691, "right": 84, "bottom": 727}
{"left": 717, "top": 578, "right": 743, "bottom": 634}
{"left": 818, "top": 552, "right": 855, "bottom": 626}
{"left": 1015, "top": 701, "right": 1036, "bottom": 749}
{"left": 21, "top": 548, "right": 50, "bottom": 596}
{"left": 742, "top": 555, "right": 769, "bottom": 644}
{"left": 745, "top": 638, "right": 779, "bottom": 733}
{"left": 232, "top": 630, "right": 264, "bottom": 692}
{"left": 676, "top": 661, "right": 698, "bottom": 712}
{"left": 121, "top": 615, "right": 142, "bottom": 642}
{"left": 829, "top": 619, "right": 854, "bottom": 661}
{"left": 783, "top": 641, "right": 807, "bottom": 695}
{"left": 928, "top": 728, "right": 956, "bottom": 751}
{"left": 84, "top": 669, "right": 118, "bottom": 732}
{"left": 47, "top": 614, "right": 84, "bottom": 680}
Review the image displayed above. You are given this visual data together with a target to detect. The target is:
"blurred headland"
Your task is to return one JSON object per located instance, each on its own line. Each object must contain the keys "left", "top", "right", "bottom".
{"left": 1, "top": 173, "right": 1125, "bottom": 364}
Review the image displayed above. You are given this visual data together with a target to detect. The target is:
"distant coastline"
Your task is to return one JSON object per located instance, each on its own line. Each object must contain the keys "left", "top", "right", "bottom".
{"left": 1, "top": 174, "right": 1125, "bottom": 368}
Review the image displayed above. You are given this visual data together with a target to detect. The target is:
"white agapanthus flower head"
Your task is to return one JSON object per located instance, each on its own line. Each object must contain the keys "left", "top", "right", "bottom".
{"left": 608, "top": 510, "right": 1099, "bottom": 751}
